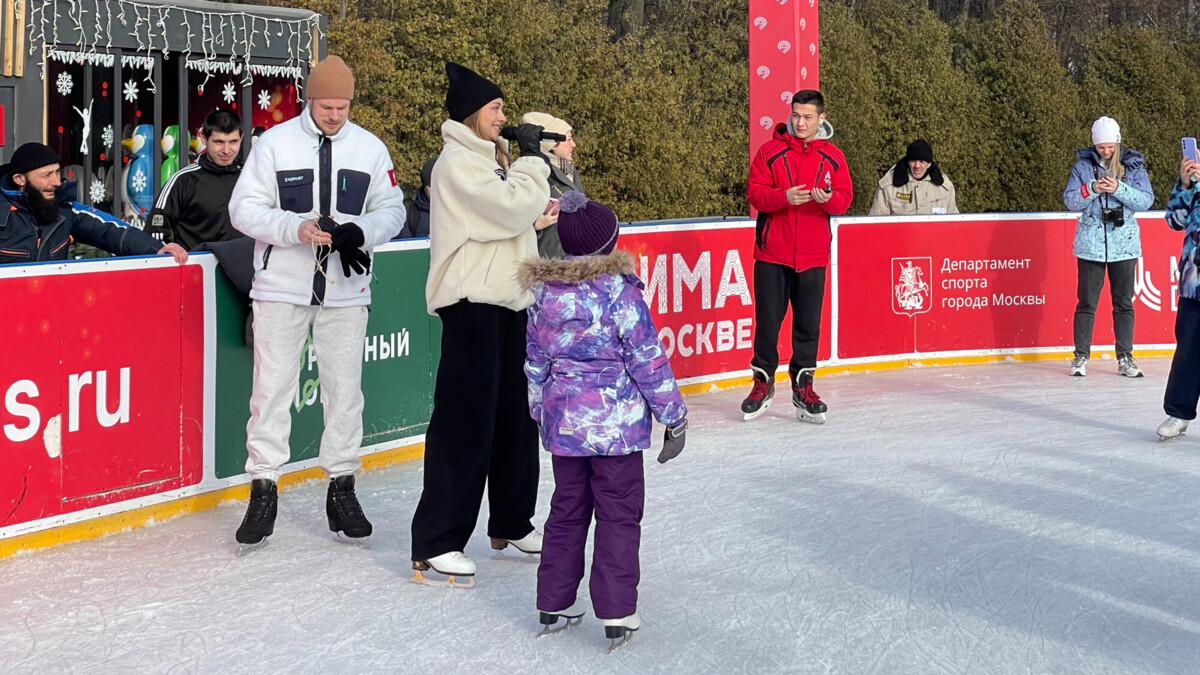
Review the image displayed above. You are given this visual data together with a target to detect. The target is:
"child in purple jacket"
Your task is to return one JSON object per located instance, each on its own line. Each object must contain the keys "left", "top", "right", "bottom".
{"left": 518, "top": 191, "right": 688, "bottom": 648}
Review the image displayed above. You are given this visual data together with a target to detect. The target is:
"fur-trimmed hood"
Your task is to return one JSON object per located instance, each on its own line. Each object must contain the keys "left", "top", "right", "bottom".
{"left": 1076, "top": 145, "right": 1146, "bottom": 172}
{"left": 518, "top": 249, "right": 635, "bottom": 290}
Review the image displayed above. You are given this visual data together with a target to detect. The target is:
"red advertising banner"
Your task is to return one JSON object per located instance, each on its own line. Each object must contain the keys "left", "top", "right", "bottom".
{"left": 834, "top": 214, "right": 1182, "bottom": 360}
{"left": 621, "top": 223, "right": 833, "bottom": 381}
{"left": 749, "top": 0, "right": 821, "bottom": 160}
{"left": 0, "top": 264, "right": 204, "bottom": 529}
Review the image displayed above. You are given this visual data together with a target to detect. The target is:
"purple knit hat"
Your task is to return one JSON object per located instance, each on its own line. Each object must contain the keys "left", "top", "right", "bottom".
{"left": 557, "top": 191, "right": 619, "bottom": 256}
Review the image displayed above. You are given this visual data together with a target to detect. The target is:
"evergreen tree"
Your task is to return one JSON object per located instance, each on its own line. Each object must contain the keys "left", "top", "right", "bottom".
{"left": 955, "top": 0, "right": 1080, "bottom": 212}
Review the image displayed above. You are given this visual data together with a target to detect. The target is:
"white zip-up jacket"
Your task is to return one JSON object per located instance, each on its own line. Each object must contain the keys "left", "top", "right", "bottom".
{"left": 426, "top": 120, "right": 550, "bottom": 314}
{"left": 230, "top": 108, "right": 405, "bottom": 307}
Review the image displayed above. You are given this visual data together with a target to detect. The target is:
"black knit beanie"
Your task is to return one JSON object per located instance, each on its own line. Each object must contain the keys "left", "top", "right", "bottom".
{"left": 7, "top": 143, "right": 61, "bottom": 176}
{"left": 905, "top": 139, "right": 934, "bottom": 164}
{"left": 445, "top": 62, "right": 504, "bottom": 123}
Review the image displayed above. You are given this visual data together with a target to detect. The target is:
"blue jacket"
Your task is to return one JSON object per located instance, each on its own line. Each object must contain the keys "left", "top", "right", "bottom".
{"left": 0, "top": 175, "right": 162, "bottom": 265}
{"left": 1165, "top": 181, "right": 1200, "bottom": 301}
{"left": 1063, "top": 147, "right": 1154, "bottom": 262}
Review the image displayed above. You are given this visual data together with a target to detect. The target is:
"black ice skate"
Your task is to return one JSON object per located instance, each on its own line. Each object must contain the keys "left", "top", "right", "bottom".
{"left": 791, "top": 369, "right": 827, "bottom": 425}
{"left": 235, "top": 479, "right": 277, "bottom": 555}
{"left": 741, "top": 368, "right": 775, "bottom": 421}
{"left": 603, "top": 613, "right": 640, "bottom": 652}
{"left": 537, "top": 600, "right": 586, "bottom": 638}
{"left": 327, "top": 475, "right": 373, "bottom": 546}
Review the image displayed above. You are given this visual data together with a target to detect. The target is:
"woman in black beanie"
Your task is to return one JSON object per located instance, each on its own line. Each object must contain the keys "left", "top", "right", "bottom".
{"left": 868, "top": 139, "right": 959, "bottom": 215}
{"left": 410, "top": 62, "right": 553, "bottom": 585}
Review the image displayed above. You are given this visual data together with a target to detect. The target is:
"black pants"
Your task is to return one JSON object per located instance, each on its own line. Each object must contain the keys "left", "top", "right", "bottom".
{"left": 1074, "top": 257, "right": 1137, "bottom": 358}
{"left": 1165, "top": 297, "right": 1200, "bottom": 421}
{"left": 410, "top": 300, "right": 540, "bottom": 561}
{"left": 751, "top": 262, "right": 826, "bottom": 377}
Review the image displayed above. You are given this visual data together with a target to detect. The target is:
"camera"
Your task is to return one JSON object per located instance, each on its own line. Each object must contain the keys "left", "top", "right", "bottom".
{"left": 1101, "top": 206, "right": 1125, "bottom": 228}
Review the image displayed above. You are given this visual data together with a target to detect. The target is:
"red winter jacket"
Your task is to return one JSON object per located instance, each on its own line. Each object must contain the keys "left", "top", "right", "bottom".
{"left": 747, "top": 122, "right": 853, "bottom": 272}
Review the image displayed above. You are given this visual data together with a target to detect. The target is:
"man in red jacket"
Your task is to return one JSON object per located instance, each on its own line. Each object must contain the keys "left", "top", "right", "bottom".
{"left": 743, "top": 90, "right": 853, "bottom": 424}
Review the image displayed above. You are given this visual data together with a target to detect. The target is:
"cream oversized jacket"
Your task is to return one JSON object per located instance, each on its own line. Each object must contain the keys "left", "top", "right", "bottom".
{"left": 426, "top": 120, "right": 550, "bottom": 314}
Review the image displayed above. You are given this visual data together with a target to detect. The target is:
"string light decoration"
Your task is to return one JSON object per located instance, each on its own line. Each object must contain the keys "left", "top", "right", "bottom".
{"left": 27, "top": 0, "right": 322, "bottom": 100}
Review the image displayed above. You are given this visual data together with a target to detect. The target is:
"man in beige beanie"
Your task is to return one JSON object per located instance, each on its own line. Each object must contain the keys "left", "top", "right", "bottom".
{"left": 228, "top": 54, "right": 406, "bottom": 552}
{"left": 520, "top": 111, "right": 583, "bottom": 259}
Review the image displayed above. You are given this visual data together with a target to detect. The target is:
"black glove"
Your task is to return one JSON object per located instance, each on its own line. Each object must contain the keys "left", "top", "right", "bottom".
{"left": 314, "top": 215, "right": 337, "bottom": 261}
{"left": 512, "top": 123, "right": 545, "bottom": 156}
{"left": 658, "top": 419, "right": 688, "bottom": 464}
{"left": 331, "top": 221, "right": 365, "bottom": 250}
{"left": 331, "top": 222, "right": 371, "bottom": 277}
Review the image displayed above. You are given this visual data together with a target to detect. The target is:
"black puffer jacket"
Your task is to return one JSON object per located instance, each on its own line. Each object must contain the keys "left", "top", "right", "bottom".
{"left": 0, "top": 174, "right": 163, "bottom": 265}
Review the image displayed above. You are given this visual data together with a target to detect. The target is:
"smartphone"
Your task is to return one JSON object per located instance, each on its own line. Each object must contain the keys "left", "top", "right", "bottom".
{"left": 543, "top": 198, "right": 559, "bottom": 216}
{"left": 1184, "top": 137, "right": 1198, "bottom": 164}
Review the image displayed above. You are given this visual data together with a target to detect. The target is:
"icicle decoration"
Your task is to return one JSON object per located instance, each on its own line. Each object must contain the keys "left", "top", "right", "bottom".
{"left": 29, "top": 0, "right": 321, "bottom": 95}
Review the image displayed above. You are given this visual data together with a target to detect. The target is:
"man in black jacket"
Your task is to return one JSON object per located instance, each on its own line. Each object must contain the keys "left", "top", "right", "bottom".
{"left": 399, "top": 157, "right": 435, "bottom": 238}
{"left": 0, "top": 142, "right": 186, "bottom": 265}
{"left": 148, "top": 110, "right": 245, "bottom": 250}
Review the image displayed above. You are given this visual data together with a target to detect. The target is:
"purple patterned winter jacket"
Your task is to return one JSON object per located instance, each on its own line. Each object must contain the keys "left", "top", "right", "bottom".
{"left": 518, "top": 250, "right": 687, "bottom": 457}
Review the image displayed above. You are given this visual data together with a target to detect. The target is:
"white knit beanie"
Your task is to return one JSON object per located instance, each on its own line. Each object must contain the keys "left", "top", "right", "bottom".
{"left": 522, "top": 111, "right": 572, "bottom": 156}
{"left": 1091, "top": 116, "right": 1121, "bottom": 145}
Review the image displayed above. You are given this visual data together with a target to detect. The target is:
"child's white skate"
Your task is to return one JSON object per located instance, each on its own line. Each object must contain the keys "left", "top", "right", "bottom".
{"left": 604, "top": 613, "right": 640, "bottom": 652}
{"left": 410, "top": 551, "right": 476, "bottom": 588}
{"left": 537, "top": 600, "right": 586, "bottom": 638}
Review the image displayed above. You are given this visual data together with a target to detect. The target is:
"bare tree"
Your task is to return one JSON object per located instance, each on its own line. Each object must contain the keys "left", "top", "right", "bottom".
{"left": 608, "top": 0, "right": 646, "bottom": 40}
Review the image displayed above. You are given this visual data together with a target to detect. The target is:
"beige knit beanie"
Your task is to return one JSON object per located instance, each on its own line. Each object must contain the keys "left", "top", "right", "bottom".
{"left": 522, "top": 112, "right": 572, "bottom": 156}
{"left": 306, "top": 56, "right": 355, "bottom": 101}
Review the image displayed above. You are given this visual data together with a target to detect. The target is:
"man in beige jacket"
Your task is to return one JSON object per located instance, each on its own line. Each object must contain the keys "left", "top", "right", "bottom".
{"left": 869, "top": 139, "right": 959, "bottom": 216}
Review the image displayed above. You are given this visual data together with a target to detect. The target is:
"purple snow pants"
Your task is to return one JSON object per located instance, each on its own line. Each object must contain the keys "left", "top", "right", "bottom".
{"left": 537, "top": 452, "right": 645, "bottom": 620}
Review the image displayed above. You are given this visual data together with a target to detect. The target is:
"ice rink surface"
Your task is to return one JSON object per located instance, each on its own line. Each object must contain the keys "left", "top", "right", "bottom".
{"left": 3, "top": 358, "right": 1200, "bottom": 675}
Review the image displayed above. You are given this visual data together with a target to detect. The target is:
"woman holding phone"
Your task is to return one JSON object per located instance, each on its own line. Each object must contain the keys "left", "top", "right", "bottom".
{"left": 412, "top": 62, "right": 553, "bottom": 584}
{"left": 1156, "top": 150, "right": 1200, "bottom": 440}
{"left": 522, "top": 111, "right": 584, "bottom": 259}
{"left": 1063, "top": 116, "right": 1155, "bottom": 378}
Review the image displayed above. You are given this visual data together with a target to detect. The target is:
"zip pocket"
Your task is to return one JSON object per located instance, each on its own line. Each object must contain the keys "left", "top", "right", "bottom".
{"left": 276, "top": 169, "right": 314, "bottom": 213}
{"left": 261, "top": 244, "right": 274, "bottom": 271}
{"left": 335, "top": 169, "right": 371, "bottom": 216}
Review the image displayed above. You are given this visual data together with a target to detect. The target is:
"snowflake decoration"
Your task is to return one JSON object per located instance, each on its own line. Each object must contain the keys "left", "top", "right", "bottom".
{"left": 222, "top": 81, "right": 237, "bottom": 104}
{"left": 123, "top": 80, "right": 139, "bottom": 102}
{"left": 131, "top": 168, "right": 147, "bottom": 193}
{"left": 102, "top": 124, "right": 113, "bottom": 149}
{"left": 257, "top": 89, "right": 271, "bottom": 110}
{"left": 56, "top": 71, "right": 73, "bottom": 96}
{"left": 89, "top": 181, "right": 106, "bottom": 204}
